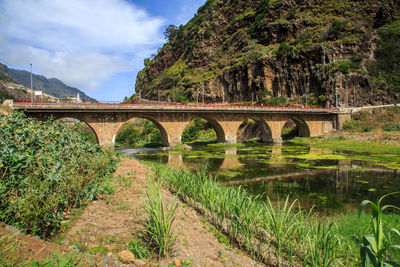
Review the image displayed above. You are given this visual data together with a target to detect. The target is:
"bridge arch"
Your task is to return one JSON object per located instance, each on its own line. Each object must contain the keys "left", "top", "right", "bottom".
{"left": 116, "top": 116, "right": 169, "bottom": 147}
{"left": 237, "top": 117, "right": 273, "bottom": 143}
{"left": 281, "top": 116, "right": 311, "bottom": 139}
{"left": 56, "top": 117, "right": 99, "bottom": 144}
{"left": 181, "top": 116, "right": 226, "bottom": 143}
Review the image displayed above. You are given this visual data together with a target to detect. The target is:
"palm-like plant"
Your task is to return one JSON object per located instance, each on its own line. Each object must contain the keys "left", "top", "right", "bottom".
{"left": 359, "top": 192, "right": 400, "bottom": 267}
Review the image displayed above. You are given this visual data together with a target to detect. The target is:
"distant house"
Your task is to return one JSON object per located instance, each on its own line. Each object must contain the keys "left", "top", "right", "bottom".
{"left": 69, "top": 93, "right": 82, "bottom": 103}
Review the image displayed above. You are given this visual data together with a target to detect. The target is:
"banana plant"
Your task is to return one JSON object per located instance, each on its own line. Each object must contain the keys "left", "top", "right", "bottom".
{"left": 359, "top": 192, "right": 400, "bottom": 267}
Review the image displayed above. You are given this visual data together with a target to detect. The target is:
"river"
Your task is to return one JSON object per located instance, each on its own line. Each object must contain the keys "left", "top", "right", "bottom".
{"left": 119, "top": 141, "right": 400, "bottom": 214}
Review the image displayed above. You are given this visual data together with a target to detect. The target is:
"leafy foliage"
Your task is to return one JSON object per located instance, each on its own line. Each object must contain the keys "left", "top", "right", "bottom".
{"left": 128, "top": 239, "right": 151, "bottom": 259}
{"left": 116, "top": 118, "right": 162, "bottom": 147}
{"left": 275, "top": 41, "right": 299, "bottom": 57}
{"left": 66, "top": 121, "right": 97, "bottom": 144}
{"left": 370, "top": 17, "right": 400, "bottom": 92}
{"left": 359, "top": 192, "right": 400, "bottom": 266}
{"left": 0, "top": 112, "right": 117, "bottom": 237}
{"left": 164, "top": 25, "right": 180, "bottom": 42}
{"left": 182, "top": 118, "right": 216, "bottom": 143}
{"left": 249, "top": 0, "right": 270, "bottom": 38}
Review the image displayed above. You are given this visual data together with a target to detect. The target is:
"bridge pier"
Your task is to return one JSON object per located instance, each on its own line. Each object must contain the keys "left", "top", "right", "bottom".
{"left": 89, "top": 121, "right": 123, "bottom": 148}
{"left": 220, "top": 121, "right": 242, "bottom": 144}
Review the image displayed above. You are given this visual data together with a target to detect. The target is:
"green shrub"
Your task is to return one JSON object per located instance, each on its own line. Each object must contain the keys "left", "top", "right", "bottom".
{"left": 128, "top": 239, "right": 151, "bottom": 259}
{"left": 342, "top": 120, "right": 360, "bottom": 131}
{"left": 265, "top": 96, "right": 287, "bottom": 105}
{"left": 275, "top": 41, "right": 299, "bottom": 57}
{"left": 369, "top": 17, "right": 400, "bottom": 92}
{"left": 0, "top": 112, "right": 117, "bottom": 237}
{"left": 116, "top": 119, "right": 163, "bottom": 147}
{"left": 249, "top": 0, "right": 270, "bottom": 37}
{"left": 330, "top": 18, "right": 348, "bottom": 36}
{"left": 362, "top": 125, "right": 373, "bottom": 132}
{"left": 182, "top": 118, "right": 216, "bottom": 143}
{"left": 384, "top": 123, "right": 400, "bottom": 132}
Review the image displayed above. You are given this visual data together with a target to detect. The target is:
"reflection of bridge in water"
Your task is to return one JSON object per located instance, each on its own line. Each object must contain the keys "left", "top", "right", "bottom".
{"left": 167, "top": 145, "right": 286, "bottom": 170}
{"left": 14, "top": 101, "right": 348, "bottom": 147}
{"left": 166, "top": 145, "right": 400, "bottom": 194}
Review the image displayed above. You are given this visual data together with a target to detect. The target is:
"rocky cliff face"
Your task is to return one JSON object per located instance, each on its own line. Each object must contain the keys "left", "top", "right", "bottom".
{"left": 135, "top": 0, "right": 400, "bottom": 107}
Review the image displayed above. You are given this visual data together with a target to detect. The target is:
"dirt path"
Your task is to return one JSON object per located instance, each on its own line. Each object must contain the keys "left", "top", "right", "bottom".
{"left": 62, "top": 157, "right": 264, "bottom": 266}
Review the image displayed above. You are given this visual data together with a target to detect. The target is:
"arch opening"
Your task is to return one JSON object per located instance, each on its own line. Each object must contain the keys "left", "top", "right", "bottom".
{"left": 237, "top": 117, "right": 273, "bottom": 143}
{"left": 57, "top": 117, "right": 98, "bottom": 144}
{"left": 115, "top": 117, "right": 167, "bottom": 148}
{"left": 281, "top": 117, "right": 311, "bottom": 140}
{"left": 181, "top": 117, "right": 225, "bottom": 144}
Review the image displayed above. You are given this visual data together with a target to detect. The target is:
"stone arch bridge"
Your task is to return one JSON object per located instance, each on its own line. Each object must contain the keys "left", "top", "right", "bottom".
{"left": 14, "top": 102, "right": 348, "bottom": 148}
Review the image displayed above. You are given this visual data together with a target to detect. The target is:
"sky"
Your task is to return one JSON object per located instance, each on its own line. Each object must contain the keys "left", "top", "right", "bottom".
{"left": 0, "top": 0, "right": 206, "bottom": 101}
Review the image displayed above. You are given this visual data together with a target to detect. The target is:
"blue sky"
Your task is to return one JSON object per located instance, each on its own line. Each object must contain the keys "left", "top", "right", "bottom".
{"left": 0, "top": 0, "right": 206, "bottom": 101}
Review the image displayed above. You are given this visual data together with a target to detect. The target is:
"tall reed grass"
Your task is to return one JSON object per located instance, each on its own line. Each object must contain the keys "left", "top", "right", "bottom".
{"left": 149, "top": 163, "right": 343, "bottom": 265}
{"left": 142, "top": 175, "right": 178, "bottom": 257}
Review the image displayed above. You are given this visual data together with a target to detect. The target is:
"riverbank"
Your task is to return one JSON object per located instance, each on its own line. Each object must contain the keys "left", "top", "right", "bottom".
{"left": 1, "top": 157, "right": 263, "bottom": 266}
{"left": 322, "top": 130, "right": 400, "bottom": 146}
{"left": 321, "top": 106, "right": 400, "bottom": 146}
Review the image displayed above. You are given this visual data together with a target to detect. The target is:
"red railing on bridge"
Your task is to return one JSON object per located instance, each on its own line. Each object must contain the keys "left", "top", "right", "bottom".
{"left": 13, "top": 100, "right": 339, "bottom": 111}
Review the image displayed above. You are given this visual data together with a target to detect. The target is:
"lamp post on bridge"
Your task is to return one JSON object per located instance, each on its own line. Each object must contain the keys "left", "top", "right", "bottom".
{"left": 202, "top": 81, "right": 205, "bottom": 104}
{"left": 30, "top": 63, "right": 33, "bottom": 104}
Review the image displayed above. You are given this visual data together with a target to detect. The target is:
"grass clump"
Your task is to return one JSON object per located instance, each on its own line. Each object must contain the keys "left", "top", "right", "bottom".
{"left": 0, "top": 233, "right": 81, "bottom": 266}
{"left": 263, "top": 197, "right": 301, "bottom": 265}
{"left": 128, "top": 238, "right": 151, "bottom": 259}
{"left": 142, "top": 176, "right": 178, "bottom": 257}
{"left": 0, "top": 112, "right": 117, "bottom": 237}
{"left": 304, "top": 221, "right": 341, "bottom": 267}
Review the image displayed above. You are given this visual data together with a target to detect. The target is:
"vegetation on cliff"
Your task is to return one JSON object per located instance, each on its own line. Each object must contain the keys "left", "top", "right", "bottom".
{"left": 0, "top": 112, "right": 117, "bottom": 237}
{"left": 135, "top": 0, "right": 400, "bottom": 107}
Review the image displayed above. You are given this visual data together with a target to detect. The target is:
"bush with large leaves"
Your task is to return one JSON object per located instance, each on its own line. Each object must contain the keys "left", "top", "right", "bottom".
{"left": 0, "top": 112, "right": 117, "bottom": 237}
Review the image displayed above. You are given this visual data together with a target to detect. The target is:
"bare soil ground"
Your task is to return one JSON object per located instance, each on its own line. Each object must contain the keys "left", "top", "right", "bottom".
{"left": 1, "top": 157, "right": 264, "bottom": 266}
{"left": 63, "top": 157, "right": 263, "bottom": 266}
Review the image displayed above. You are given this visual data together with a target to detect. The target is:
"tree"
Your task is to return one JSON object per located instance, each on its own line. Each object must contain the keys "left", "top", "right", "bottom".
{"left": 164, "top": 25, "right": 178, "bottom": 41}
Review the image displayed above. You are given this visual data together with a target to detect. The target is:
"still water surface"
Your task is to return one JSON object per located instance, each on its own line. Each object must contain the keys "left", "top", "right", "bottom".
{"left": 120, "top": 142, "right": 400, "bottom": 214}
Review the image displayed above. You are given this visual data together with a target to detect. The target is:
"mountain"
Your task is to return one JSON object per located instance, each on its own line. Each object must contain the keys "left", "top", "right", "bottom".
{"left": 135, "top": 0, "right": 400, "bottom": 107}
{"left": 0, "top": 63, "right": 96, "bottom": 101}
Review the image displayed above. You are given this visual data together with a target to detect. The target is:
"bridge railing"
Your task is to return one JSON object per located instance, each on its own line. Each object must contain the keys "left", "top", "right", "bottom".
{"left": 13, "top": 100, "right": 339, "bottom": 111}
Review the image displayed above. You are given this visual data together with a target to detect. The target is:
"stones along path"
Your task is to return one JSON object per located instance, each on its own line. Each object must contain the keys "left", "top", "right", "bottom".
{"left": 62, "top": 157, "right": 264, "bottom": 266}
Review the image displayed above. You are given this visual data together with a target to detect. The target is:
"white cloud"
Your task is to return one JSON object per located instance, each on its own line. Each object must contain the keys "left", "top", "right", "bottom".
{"left": 0, "top": 0, "right": 165, "bottom": 91}
{"left": 5, "top": 45, "right": 130, "bottom": 90}
{"left": 0, "top": 0, "right": 164, "bottom": 53}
